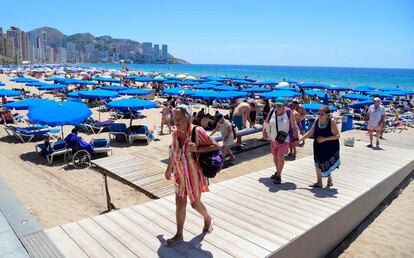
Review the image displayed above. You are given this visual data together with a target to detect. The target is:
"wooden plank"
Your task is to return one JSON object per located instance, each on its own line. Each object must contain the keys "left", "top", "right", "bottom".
{"left": 138, "top": 200, "right": 270, "bottom": 258}
{"left": 105, "top": 211, "right": 184, "bottom": 258}
{"left": 44, "top": 227, "right": 88, "bottom": 258}
{"left": 61, "top": 222, "right": 113, "bottom": 258}
{"left": 77, "top": 218, "right": 137, "bottom": 258}
{"left": 92, "top": 215, "right": 157, "bottom": 258}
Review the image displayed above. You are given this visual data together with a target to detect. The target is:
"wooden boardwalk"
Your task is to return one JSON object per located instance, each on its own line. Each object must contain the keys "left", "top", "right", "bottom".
{"left": 46, "top": 142, "right": 414, "bottom": 258}
{"left": 92, "top": 135, "right": 273, "bottom": 198}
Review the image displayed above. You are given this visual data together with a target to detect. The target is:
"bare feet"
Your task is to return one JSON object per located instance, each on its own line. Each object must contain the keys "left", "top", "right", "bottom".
{"left": 165, "top": 234, "right": 183, "bottom": 247}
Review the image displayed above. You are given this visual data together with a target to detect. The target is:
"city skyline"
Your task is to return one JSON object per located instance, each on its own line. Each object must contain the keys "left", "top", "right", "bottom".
{"left": 0, "top": 25, "right": 175, "bottom": 64}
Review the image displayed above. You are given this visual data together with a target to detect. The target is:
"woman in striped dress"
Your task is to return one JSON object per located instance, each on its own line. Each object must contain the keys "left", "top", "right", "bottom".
{"left": 164, "top": 105, "right": 219, "bottom": 246}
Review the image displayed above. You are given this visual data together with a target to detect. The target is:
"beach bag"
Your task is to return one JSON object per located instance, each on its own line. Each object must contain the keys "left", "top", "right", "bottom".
{"left": 344, "top": 137, "right": 355, "bottom": 147}
{"left": 269, "top": 108, "right": 290, "bottom": 143}
{"left": 191, "top": 126, "right": 224, "bottom": 178}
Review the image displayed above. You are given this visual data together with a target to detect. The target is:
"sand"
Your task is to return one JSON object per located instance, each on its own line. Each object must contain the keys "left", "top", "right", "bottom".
{"left": 0, "top": 74, "right": 413, "bottom": 257}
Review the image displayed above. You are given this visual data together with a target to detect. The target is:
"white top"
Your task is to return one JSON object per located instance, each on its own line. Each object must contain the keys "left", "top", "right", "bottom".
{"left": 368, "top": 104, "right": 386, "bottom": 126}
{"left": 269, "top": 109, "right": 290, "bottom": 143}
{"left": 219, "top": 120, "right": 234, "bottom": 146}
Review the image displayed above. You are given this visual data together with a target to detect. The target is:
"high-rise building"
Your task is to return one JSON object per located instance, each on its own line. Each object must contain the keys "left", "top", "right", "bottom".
{"left": 6, "top": 27, "right": 22, "bottom": 59}
{"left": 45, "top": 46, "right": 54, "bottom": 63}
{"left": 143, "top": 42, "right": 152, "bottom": 64}
{"left": 0, "top": 26, "right": 4, "bottom": 56}
{"left": 153, "top": 44, "right": 160, "bottom": 63}
{"left": 3, "top": 37, "right": 15, "bottom": 58}
{"left": 57, "top": 47, "right": 67, "bottom": 63}
{"left": 161, "top": 44, "right": 168, "bottom": 64}
{"left": 66, "top": 42, "right": 77, "bottom": 63}
{"left": 21, "top": 31, "right": 29, "bottom": 61}
{"left": 41, "top": 31, "right": 47, "bottom": 63}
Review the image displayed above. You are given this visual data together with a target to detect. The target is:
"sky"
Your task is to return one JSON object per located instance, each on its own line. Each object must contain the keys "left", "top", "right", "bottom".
{"left": 1, "top": 0, "right": 414, "bottom": 68}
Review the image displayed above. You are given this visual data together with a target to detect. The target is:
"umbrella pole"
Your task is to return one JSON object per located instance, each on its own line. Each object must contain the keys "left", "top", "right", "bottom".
{"left": 61, "top": 125, "right": 64, "bottom": 139}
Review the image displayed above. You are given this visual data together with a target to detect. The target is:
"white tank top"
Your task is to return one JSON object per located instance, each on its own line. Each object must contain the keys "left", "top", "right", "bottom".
{"left": 269, "top": 110, "right": 290, "bottom": 142}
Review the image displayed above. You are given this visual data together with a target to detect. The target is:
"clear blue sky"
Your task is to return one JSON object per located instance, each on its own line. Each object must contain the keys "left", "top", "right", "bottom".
{"left": 1, "top": 0, "right": 413, "bottom": 68}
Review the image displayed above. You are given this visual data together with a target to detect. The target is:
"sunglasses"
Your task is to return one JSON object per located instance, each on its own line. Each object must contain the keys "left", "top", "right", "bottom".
{"left": 318, "top": 112, "right": 328, "bottom": 116}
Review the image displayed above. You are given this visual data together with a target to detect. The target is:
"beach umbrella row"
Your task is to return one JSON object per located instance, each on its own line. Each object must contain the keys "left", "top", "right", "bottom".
{"left": 0, "top": 89, "right": 23, "bottom": 97}
{"left": 261, "top": 90, "right": 301, "bottom": 99}
{"left": 302, "top": 103, "right": 338, "bottom": 113}
{"left": 4, "top": 98, "right": 55, "bottom": 110}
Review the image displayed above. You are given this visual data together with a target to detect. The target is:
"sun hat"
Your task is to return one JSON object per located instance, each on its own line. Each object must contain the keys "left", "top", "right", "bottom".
{"left": 275, "top": 97, "right": 285, "bottom": 105}
{"left": 292, "top": 98, "right": 299, "bottom": 104}
{"left": 373, "top": 97, "right": 380, "bottom": 102}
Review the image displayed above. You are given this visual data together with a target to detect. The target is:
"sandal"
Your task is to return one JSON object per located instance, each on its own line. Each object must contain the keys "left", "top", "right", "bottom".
{"left": 203, "top": 220, "right": 214, "bottom": 234}
{"left": 274, "top": 175, "right": 281, "bottom": 184}
{"left": 270, "top": 172, "right": 278, "bottom": 180}
{"left": 327, "top": 182, "right": 333, "bottom": 187}
{"left": 310, "top": 183, "right": 322, "bottom": 188}
{"left": 164, "top": 237, "right": 183, "bottom": 247}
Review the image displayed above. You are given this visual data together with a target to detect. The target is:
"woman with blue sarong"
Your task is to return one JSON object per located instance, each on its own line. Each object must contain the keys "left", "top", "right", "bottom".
{"left": 300, "top": 106, "right": 340, "bottom": 187}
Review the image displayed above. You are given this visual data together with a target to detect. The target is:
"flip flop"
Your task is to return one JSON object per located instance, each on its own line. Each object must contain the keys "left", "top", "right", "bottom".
{"left": 310, "top": 183, "right": 322, "bottom": 188}
{"left": 327, "top": 182, "right": 333, "bottom": 187}
{"left": 203, "top": 220, "right": 214, "bottom": 234}
{"left": 164, "top": 238, "right": 183, "bottom": 247}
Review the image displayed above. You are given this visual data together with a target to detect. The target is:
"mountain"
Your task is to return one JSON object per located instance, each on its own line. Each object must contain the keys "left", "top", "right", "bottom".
{"left": 28, "top": 27, "right": 189, "bottom": 64}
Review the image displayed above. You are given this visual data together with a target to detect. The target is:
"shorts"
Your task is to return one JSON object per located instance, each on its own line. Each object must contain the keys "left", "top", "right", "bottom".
{"left": 233, "top": 115, "right": 244, "bottom": 130}
{"left": 249, "top": 111, "right": 257, "bottom": 124}
{"left": 368, "top": 124, "right": 382, "bottom": 131}
{"left": 270, "top": 140, "right": 289, "bottom": 156}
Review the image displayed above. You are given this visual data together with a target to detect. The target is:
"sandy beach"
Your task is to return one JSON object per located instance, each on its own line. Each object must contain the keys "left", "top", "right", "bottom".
{"left": 0, "top": 74, "right": 413, "bottom": 257}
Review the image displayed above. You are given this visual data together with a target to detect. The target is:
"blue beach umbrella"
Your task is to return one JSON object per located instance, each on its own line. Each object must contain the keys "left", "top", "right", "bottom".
{"left": 261, "top": 90, "right": 301, "bottom": 99}
{"left": 176, "top": 81, "right": 198, "bottom": 86}
{"left": 45, "top": 77, "right": 65, "bottom": 82}
{"left": 221, "top": 91, "right": 248, "bottom": 99}
{"left": 38, "top": 84, "right": 68, "bottom": 91}
{"left": 212, "top": 85, "right": 238, "bottom": 91}
{"left": 380, "top": 87, "right": 400, "bottom": 91}
{"left": 191, "top": 90, "right": 224, "bottom": 100}
{"left": 107, "top": 98, "right": 156, "bottom": 111}
{"left": 25, "top": 81, "right": 48, "bottom": 87}
{"left": 101, "top": 85, "right": 128, "bottom": 91}
{"left": 274, "top": 86, "right": 297, "bottom": 91}
{"left": 206, "top": 81, "right": 223, "bottom": 85}
{"left": 164, "top": 76, "right": 180, "bottom": 80}
{"left": 10, "top": 77, "right": 38, "bottom": 83}
{"left": 349, "top": 100, "right": 391, "bottom": 109}
{"left": 354, "top": 86, "right": 376, "bottom": 92}
{"left": 329, "top": 85, "right": 352, "bottom": 91}
{"left": 4, "top": 98, "right": 56, "bottom": 110}
{"left": 93, "top": 77, "right": 121, "bottom": 83}
{"left": 127, "top": 76, "right": 152, "bottom": 82}
{"left": 242, "top": 87, "right": 271, "bottom": 93}
{"left": 194, "top": 83, "right": 216, "bottom": 90}
{"left": 28, "top": 101, "right": 92, "bottom": 137}
{"left": 302, "top": 103, "right": 338, "bottom": 113}
{"left": 305, "top": 90, "right": 331, "bottom": 99}
{"left": 253, "top": 80, "right": 279, "bottom": 85}
{"left": 0, "top": 89, "right": 23, "bottom": 97}
{"left": 234, "top": 79, "right": 252, "bottom": 85}
{"left": 386, "top": 91, "right": 409, "bottom": 96}
{"left": 205, "top": 77, "right": 227, "bottom": 82}
{"left": 119, "top": 89, "right": 151, "bottom": 96}
{"left": 152, "top": 77, "right": 166, "bottom": 82}
{"left": 63, "top": 79, "right": 99, "bottom": 85}
{"left": 342, "top": 94, "right": 370, "bottom": 101}
{"left": 67, "top": 91, "right": 84, "bottom": 98}
{"left": 78, "top": 90, "right": 119, "bottom": 99}
{"left": 298, "top": 83, "right": 331, "bottom": 89}
{"left": 0, "top": 82, "right": 6, "bottom": 86}
{"left": 365, "top": 91, "right": 394, "bottom": 98}
{"left": 163, "top": 88, "right": 195, "bottom": 96}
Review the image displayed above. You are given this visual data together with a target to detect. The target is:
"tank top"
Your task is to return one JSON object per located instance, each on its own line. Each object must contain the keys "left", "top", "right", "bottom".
{"left": 269, "top": 110, "right": 290, "bottom": 142}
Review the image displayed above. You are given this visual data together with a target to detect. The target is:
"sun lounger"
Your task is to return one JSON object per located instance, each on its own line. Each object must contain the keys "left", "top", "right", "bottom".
{"left": 212, "top": 125, "right": 263, "bottom": 142}
{"left": 35, "top": 140, "right": 71, "bottom": 164}
{"left": 83, "top": 118, "right": 114, "bottom": 134}
{"left": 4, "top": 125, "right": 56, "bottom": 142}
{"left": 128, "top": 125, "right": 150, "bottom": 144}
{"left": 91, "top": 138, "right": 112, "bottom": 155}
{"left": 108, "top": 123, "right": 129, "bottom": 142}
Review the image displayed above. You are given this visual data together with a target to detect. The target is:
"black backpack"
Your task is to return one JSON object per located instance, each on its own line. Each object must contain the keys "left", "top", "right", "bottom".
{"left": 191, "top": 126, "right": 224, "bottom": 178}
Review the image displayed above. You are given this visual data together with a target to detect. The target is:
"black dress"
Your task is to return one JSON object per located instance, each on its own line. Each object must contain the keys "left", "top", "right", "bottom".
{"left": 313, "top": 118, "right": 340, "bottom": 177}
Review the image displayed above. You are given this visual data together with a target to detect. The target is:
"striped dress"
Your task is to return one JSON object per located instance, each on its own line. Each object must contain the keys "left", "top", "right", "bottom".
{"left": 171, "top": 125, "right": 210, "bottom": 203}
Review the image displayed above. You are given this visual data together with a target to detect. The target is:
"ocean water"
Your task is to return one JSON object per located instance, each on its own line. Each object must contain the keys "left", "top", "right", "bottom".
{"left": 78, "top": 64, "right": 414, "bottom": 90}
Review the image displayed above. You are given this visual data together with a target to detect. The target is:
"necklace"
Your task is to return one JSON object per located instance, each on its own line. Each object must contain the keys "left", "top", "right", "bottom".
{"left": 318, "top": 119, "right": 328, "bottom": 129}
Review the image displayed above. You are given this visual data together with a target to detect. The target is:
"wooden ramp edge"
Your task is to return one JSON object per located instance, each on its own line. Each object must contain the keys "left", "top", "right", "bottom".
{"left": 46, "top": 142, "right": 414, "bottom": 258}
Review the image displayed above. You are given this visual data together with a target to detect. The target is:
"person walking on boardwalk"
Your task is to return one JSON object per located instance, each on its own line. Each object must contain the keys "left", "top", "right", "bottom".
{"left": 263, "top": 98, "right": 299, "bottom": 184}
{"left": 164, "top": 105, "right": 218, "bottom": 246}
{"left": 365, "top": 97, "right": 386, "bottom": 148}
{"left": 300, "top": 106, "right": 341, "bottom": 187}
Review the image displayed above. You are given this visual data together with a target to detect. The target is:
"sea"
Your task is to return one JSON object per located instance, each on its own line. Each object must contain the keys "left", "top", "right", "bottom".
{"left": 77, "top": 64, "right": 414, "bottom": 90}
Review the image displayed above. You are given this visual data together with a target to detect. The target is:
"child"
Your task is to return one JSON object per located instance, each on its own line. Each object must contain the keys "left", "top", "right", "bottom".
{"left": 210, "top": 114, "right": 235, "bottom": 161}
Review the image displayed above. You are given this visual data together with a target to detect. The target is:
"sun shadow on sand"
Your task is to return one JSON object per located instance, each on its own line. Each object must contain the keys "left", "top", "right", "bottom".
{"left": 156, "top": 234, "right": 213, "bottom": 257}
{"left": 20, "top": 151, "right": 66, "bottom": 166}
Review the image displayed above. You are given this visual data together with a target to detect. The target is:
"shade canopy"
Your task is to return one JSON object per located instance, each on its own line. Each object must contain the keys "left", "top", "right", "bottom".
{"left": 119, "top": 89, "right": 151, "bottom": 96}
{"left": 93, "top": 77, "right": 121, "bottom": 83}
{"left": 386, "top": 91, "right": 410, "bottom": 96}
{"left": 163, "top": 88, "right": 195, "bottom": 96}
{"left": 176, "top": 81, "right": 198, "bottom": 86}
{"left": 45, "top": 77, "right": 65, "bottom": 81}
{"left": 107, "top": 98, "right": 156, "bottom": 111}
{"left": 193, "top": 83, "right": 216, "bottom": 90}
{"left": 261, "top": 90, "right": 301, "bottom": 99}
{"left": 365, "top": 91, "right": 394, "bottom": 98}
{"left": 253, "top": 80, "right": 279, "bottom": 85}
{"left": 342, "top": 94, "right": 370, "bottom": 101}
{"left": 242, "top": 87, "right": 271, "bottom": 93}
{"left": 273, "top": 86, "right": 297, "bottom": 91}
{"left": 101, "top": 85, "right": 128, "bottom": 91}
{"left": 298, "top": 83, "right": 331, "bottom": 89}
{"left": 63, "top": 79, "right": 99, "bottom": 85}
{"left": 4, "top": 98, "right": 56, "bottom": 110}
{"left": 349, "top": 100, "right": 390, "bottom": 109}
{"left": 10, "top": 77, "right": 38, "bottom": 83}
{"left": 212, "top": 85, "right": 238, "bottom": 91}
{"left": 126, "top": 76, "right": 152, "bottom": 82}
{"left": 38, "top": 84, "right": 68, "bottom": 91}
{"left": 305, "top": 90, "right": 331, "bottom": 99}
{"left": 28, "top": 101, "right": 92, "bottom": 126}
{"left": 302, "top": 103, "right": 338, "bottom": 113}
{"left": 78, "top": 90, "right": 119, "bottom": 99}
{"left": 0, "top": 89, "right": 23, "bottom": 97}
{"left": 191, "top": 90, "right": 247, "bottom": 100}
{"left": 354, "top": 86, "right": 376, "bottom": 92}
{"left": 234, "top": 79, "right": 252, "bottom": 85}
{"left": 0, "top": 82, "right": 5, "bottom": 86}
{"left": 25, "top": 81, "right": 48, "bottom": 87}
{"left": 329, "top": 85, "right": 352, "bottom": 91}
{"left": 205, "top": 80, "right": 223, "bottom": 85}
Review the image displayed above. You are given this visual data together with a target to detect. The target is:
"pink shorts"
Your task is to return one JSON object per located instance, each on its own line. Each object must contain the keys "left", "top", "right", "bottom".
{"left": 368, "top": 124, "right": 382, "bottom": 131}
{"left": 270, "top": 141, "right": 289, "bottom": 156}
